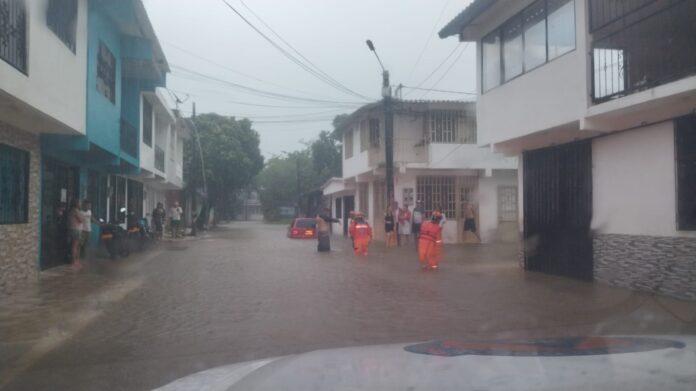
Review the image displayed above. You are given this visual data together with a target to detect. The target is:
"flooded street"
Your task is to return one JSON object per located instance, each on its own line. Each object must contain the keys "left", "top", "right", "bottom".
{"left": 1, "top": 222, "right": 695, "bottom": 391}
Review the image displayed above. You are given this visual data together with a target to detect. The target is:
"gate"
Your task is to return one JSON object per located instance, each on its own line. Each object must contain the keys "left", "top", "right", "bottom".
{"left": 41, "top": 159, "right": 79, "bottom": 270}
{"left": 523, "top": 141, "right": 593, "bottom": 280}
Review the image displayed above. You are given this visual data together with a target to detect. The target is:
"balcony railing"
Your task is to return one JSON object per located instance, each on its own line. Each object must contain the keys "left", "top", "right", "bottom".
{"left": 120, "top": 119, "right": 139, "bottom": 159}
{"left": 155, "top": 146, "right": 165, "bottom": 172}
{"left": 0, "top": 0, "right": 27, "bottom": 73}
{"left": 591, "top": 0, "right": 696, "bottom": 103}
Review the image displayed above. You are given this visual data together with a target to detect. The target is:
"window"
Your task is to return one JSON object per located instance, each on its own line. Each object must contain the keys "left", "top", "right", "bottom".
{"left": 547, "top": 0, "right": 576, "bottom": 59}
{"left": 430, "top": 111, "right": 458, "bottom": 143}
{"left": 0, "top": 0, "right": 27, "bottom": 73}
{"left": 97, "top": 42, "right": 116, "bottom": 103}
{"left": 344, "top": 129, "right": 353, "bottom": 159}
{"left": 482, "top": 32, "right": 501, "bottom": 92}
{"left": 47, "top": 0, "right": 77, "bottom": 52}
{"left": 676, "top": 114, "right": 696, "bottom": 230}
{"left": 0, "top": 143, "right": 30, "bottom": 224}
{"left": 417, "top": 176, "right": 456, "bottom": 219}
{"left": 359, "top": 120, "right": 368, "bottom": 152}
{"left": 498, "top": 186, "right": 518, "bottom": 222}
{"left": 335, "top": 198, "right": 342, "bottom": 219}
{"left": 502, "top": 15, "right": 523, "bottom": 81}
{"left": 142, "top": 99, "right": 153, "bottom": 147}
{"left": 481, "top": 0, "right": 575, "bottom": 93}
{"left": 523, "top": 1, "right": 547, "bottom": 70}
{"left": 369, "top": 119, "right": 380, "bottom": 148}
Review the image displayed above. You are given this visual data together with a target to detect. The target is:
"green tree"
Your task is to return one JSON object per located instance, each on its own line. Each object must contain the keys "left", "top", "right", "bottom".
{"left": 184, "top": 114, "right": 264, "bottom": 221}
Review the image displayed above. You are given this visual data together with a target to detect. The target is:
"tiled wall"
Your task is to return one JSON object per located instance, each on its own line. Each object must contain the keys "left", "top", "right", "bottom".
{"left": 594, "top": 233, "right": 696, "bottom": 301}
{"left": 0, "top": 122, "right": 40, "bottom": 293}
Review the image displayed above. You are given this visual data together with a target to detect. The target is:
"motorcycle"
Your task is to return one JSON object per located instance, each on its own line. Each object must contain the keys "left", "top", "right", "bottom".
{"left": 99, "top": 218, "right": 130, "bottom": 259}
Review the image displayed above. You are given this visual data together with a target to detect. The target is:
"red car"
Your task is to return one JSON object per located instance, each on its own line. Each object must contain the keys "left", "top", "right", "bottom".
{"left": 287, "top": 218, "right": 317, "bottom": 239}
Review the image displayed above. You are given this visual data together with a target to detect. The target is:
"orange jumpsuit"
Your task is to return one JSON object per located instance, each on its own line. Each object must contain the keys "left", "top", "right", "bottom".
{"left": 350, "top": 222, "right": 372, "bottom": 256}
{"left": 418, "top": 221, "right": 442, "bottom": 268}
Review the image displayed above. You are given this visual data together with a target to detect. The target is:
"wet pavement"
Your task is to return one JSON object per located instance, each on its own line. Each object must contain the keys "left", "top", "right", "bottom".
{"left": 1, "top": 221, "right": 695, "bottom": 391}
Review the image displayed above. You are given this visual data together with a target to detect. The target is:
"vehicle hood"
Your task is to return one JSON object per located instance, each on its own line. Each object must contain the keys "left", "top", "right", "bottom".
{"left": 154, "top": 336, "right": 696, "bottom": 391}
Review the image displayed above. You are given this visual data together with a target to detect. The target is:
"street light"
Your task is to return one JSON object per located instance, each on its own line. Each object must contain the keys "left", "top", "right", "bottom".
{"left": 365, "top": 39, "right": 395, "bottom": 213}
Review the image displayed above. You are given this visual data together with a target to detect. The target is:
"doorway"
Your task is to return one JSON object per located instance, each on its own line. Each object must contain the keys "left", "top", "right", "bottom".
{"left": 41, "top": 159, "right": 79, "bottom": 270}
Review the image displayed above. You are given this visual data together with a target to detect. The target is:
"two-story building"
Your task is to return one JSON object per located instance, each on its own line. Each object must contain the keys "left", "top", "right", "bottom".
{"left": 1, "top": 0, "right": 89, "bottom": 290}
{"left": 322, "top": 100, "right": 518, "bottom": 244}
{"left": 440, "top": 0, "right": 696, "bottom": 299}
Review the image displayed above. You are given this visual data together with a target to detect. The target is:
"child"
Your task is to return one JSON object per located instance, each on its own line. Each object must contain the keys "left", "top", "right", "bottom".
{"left": 350, "top": 213, "right": 372, "bottom": 256}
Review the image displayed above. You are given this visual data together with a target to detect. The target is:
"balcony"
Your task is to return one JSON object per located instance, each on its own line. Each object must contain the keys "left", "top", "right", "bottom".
{"left": 120, "top": 119, "right": 139, "bottom": 158}
{"left": 155, "top": 145, "right": 165, "bottom": 172}
{"left": 0, "top": 0, "right": 27, "bottom": 73}
{"left": 591, "top": 0, "right": 696, "bottom": 104}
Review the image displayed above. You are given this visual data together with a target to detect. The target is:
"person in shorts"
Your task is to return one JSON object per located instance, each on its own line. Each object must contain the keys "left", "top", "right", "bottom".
{"left": 67, "top": 199, "right": 84, "bottom": 270}
{"left": 411, "top": 200, "right": 424, "bottom": 248}
{"left": 169, "top": 202, "right": 183, "bottom": 238}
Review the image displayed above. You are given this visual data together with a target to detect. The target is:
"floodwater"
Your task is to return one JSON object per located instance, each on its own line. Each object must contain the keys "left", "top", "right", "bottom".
{"left": 1, "top": 222, "right": 695, "bottom": 390}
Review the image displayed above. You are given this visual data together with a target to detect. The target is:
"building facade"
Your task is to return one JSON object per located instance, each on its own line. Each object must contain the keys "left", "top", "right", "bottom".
{"left": 1, "top": 0, "right": 183, "bottom": 291}
{"left": 440, "top": 0, "right": 696, "bottom": 299}
{"left": 323, "top": 101, "right": 518, "bottom": 244}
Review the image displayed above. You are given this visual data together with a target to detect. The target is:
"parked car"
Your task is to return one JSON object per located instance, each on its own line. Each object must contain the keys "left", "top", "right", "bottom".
{"left": 287, "top": 218, "right": 317, "bottom": 239}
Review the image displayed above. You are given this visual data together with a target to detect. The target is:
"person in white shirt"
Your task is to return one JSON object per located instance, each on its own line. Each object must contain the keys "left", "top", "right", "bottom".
{"left": 80, "top": 200, "right": 94, "bottom": 257}
{"left": 169, "top": 202, "right": 183, "bottom": 238}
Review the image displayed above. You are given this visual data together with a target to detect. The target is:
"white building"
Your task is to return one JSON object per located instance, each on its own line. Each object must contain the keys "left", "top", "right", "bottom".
{"left": 322, "top": 101, "right": 518, "bottom": 244}
{"left": 440, "top": 0, "right": 696, "bottom": 299}
{"left": 136, "top": 88, "right": 190, "bottom": 223}
{"left": 1, "top": 0, "right": 88, "bottom": 290}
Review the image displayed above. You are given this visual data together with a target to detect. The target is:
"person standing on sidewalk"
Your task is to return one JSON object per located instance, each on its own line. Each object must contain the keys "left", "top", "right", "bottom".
{"left": 349, "top": 213, "right": 372, "bottom": 256}
{"left": 398, "top": 204, "right": 412, "bottom": 246}
{"left": 152, "top": 202, "right": 166, "bottom": 241}
{"left": 384, "top": 209, "right": 397, "bottom": 248}
{"left": 463, "top": 201, "right": 481, "bottom": 243}
{"left": 316, "top": 208, "right": 339, "bottom": 252}
{"left": 80, "top": 200, "right": 95, "bottom": 258}
{"left": 418, "top": 211, "right": 444, "bottom": 270}
{"left": 169, "top": 202, "right": 183, "bottom": 238}
{"left": 67, "top": 199, "right": 84, "bottom": 270}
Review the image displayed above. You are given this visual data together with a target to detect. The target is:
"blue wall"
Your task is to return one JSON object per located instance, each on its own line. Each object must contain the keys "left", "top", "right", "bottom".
{"left": 86, "top": 1, "right": 123, "bottom": 157}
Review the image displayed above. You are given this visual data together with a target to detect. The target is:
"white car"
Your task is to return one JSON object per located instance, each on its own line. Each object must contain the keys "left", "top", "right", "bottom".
{"left": 155, "top": 335, "right": 696, "bottom": 390}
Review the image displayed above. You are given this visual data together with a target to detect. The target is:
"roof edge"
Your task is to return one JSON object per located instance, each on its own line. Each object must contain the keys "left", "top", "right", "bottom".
{"left": 439, "top": 0, "right": 497, "bottom": 39}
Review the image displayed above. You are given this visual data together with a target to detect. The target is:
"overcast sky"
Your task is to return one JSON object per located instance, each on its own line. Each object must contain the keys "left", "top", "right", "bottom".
{"left": 143, "top": 0, "right": 476, "bottom": 158}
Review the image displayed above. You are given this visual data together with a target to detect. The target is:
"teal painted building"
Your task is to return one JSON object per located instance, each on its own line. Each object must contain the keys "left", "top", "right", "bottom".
{"left": 40, "top": 0, "right": 169, "bottom": 269}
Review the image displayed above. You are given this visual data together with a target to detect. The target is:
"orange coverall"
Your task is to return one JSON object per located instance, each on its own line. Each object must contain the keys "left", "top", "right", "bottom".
{"left": 350, "top": 222, "right": 372, "bottom": 256}
{"left": 418, "top": 221, "right": 442, "bottom": 268}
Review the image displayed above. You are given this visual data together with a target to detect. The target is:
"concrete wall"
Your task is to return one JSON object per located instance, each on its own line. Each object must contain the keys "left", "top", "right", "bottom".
{"left": 474, "top": 0, "right": 589, "bottom": 145}
{"left": 592, "top": 122, "right": 693, "bottom": 238}
{"left": 478, "top": 171, "right": 519, "bottom": 244}
{"left": 0, "top": 0, "right": 88, "bottom": 135}
{"left": 0, "top": 123, "right": 40, "bottom": 292}
{"left": 428, "top": 143, "right": 517, "bottom": 170}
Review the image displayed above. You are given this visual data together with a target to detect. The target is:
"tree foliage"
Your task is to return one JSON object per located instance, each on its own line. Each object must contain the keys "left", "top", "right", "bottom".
{"left": 257, "top": 115, "right": 345, "bottom": 220}
{"left": 184, "top": 114, "right": 264, "bottom": 220}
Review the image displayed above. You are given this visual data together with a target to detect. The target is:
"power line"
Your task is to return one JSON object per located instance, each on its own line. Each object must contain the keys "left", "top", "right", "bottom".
{"left": 219, "top": 0, "right": 373, "bottom": 101}
{"left": 170, "top": 64, "right": 370, "bottom": 106}
{"left": 400, "top": 86, "right": 476, "bottom": 95}
{"left": 405, "top": 0, "right": 451, "bottom": 85}
{"left": 236, "top": 0, "right": 372, "bottom": 101}
{"left": 418, "top": 43, "right": 470, "bottom": 99}
{"left": 162, "top": 40, "right": 338, "bottom": 101}
{"left": 166, "top": 88, "right": 361, "bottom": 110}
{"left": 404, "top": 43, "right": 462, "bottom": 97}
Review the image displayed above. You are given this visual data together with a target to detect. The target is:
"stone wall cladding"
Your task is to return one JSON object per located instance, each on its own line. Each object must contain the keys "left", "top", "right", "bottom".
{"left": 0, "top": 122, "right": 40, "bottom": 294}
{"left": 594, "top": 233, "right": 696, "bottom": 301}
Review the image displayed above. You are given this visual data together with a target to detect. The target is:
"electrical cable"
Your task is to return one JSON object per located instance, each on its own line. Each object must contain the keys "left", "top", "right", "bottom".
{"left": 401, "top": 86, "right": 476, "bottom": 95}
{"left": 404, "top": 43, "right": 462, "bottom": 97}
{"left": 417, "top": 43, "right": 470, "bottom": 99}
{"left": 166, "top": 88, "right": 361, "bottom": 110}
{"left": 405, "top": 0, "right": 451, "bottom": 85}
{"left": 220, "top": 0, "right": 373, "bottom": 101}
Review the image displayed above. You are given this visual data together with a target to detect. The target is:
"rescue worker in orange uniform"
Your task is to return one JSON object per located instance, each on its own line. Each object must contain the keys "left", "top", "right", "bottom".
{"left": 349, "top": 212, "right": 372, "bottom": 256}
{"left": 418, "top": 211, "right": 443, "bottom": 269}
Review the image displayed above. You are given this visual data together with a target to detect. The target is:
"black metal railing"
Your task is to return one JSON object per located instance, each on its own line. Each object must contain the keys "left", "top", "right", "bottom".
{"left": 120, "top": 120, "right": 139, "bottom": 159}
{"left": 46, "top": 0, "right": 77, "bottom": 52}
{"left": 0, "top": 0, "right": 27, "bottom": 73}
{"left": 591, "top": 0, "right": 696, "bottom": 103}
{"left": 155, "top": 145, "right": 165, "bottom": 172}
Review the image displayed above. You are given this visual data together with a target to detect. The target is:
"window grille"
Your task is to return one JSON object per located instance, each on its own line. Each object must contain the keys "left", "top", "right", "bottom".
{"left": 417, "top": 176, "right": 456, "bottom": 219}
{"left": 0, "top": 143, "right": 29, "bottom": 224}
{"left": 46, "top": 0, "right": 77, "bottom": 52}
{"left": 344, "top": 129, "right": 353, "bottom": 159}
{"left": 0, "top": 0, "right": 27, "bottom": 73}
{"left": 97, "top": 42, "right": 116, "bottom": 103}
{"left": 369, "top": 119, "right": 380, "bottom": 148}
{"left": 142, "top": 99, "right": 153, "bottom": 147}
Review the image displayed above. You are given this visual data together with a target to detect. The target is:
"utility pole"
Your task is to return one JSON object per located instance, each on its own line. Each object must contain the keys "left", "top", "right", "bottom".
{"left": 367, "top": 40, "right": 395, "bottom": 211}
{"left": 296, "top": 157, "right": 301, "bottom": 216}
{"left": 191, "top": 102, "right": 208, "bottom": 235}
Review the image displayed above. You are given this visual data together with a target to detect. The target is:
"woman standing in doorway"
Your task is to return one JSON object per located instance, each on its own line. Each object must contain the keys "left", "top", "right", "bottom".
{"left": 67, "top": 199, "right": 84, "bottom": 270}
